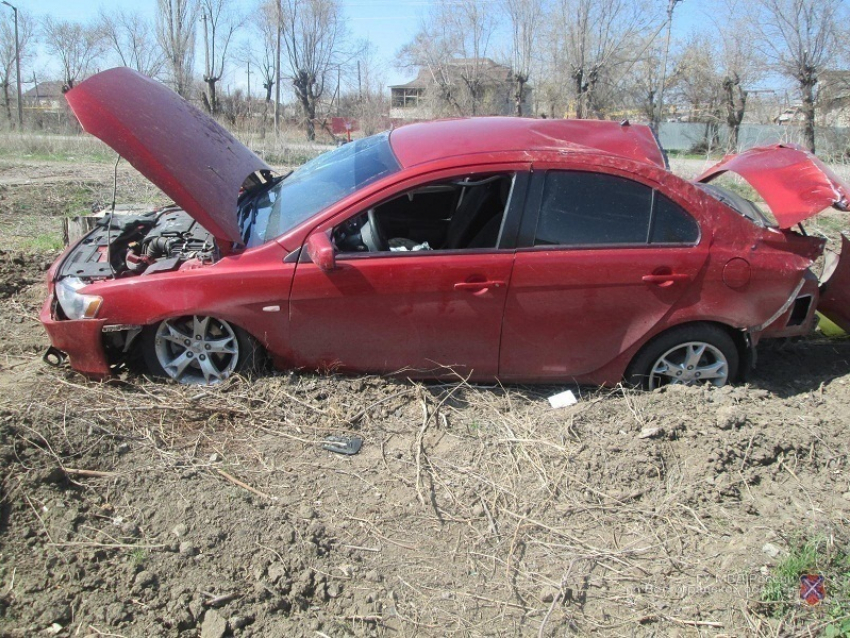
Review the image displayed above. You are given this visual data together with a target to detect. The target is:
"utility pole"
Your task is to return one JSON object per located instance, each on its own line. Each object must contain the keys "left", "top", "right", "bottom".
{"left": 274, "top": 0, "right": 281, "bottom": 137}
{"left": 1, "top": 1, "right": 22, "bottom": 128}
{"left": 656, "top": 0, "right": 682, "bottom": 132}
{"left": 201, "top": 9, "right": 210, "bottom": 80}
{"left": 246, "top": 60, "right": 252, "bottom": 119}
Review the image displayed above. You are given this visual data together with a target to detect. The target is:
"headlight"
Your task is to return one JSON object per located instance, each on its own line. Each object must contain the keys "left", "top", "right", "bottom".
{"left": 55, "top": 277, "right": 103, "bottom": 320}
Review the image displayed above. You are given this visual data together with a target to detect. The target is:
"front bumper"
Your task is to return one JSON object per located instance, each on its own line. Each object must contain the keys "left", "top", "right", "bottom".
{"left": 40, "top": 294, "right": 111, "bottom": 379}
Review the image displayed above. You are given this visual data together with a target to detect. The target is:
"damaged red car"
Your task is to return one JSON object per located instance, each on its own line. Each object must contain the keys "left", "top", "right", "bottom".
{"left": 40, "top": 67, "right": 850, "bottom": 388}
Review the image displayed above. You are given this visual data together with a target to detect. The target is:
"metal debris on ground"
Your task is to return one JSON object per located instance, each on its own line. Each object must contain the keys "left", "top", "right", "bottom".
{"left": 323, "top": 435, "right": 363, "bottom": 455}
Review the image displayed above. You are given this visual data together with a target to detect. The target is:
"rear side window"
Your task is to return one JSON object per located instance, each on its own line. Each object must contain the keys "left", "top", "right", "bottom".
{"left": 650, "top": 192, "right": 700, "bottom": 244}
{"left": 535, "top": 171, "right": 698, "bottom": 247}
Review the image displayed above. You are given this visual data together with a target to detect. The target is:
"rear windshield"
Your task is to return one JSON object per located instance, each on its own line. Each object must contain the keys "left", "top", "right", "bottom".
{"left": 695, "top": 182, "right": 774, "bottom": 228}
{"left": 241, "top": 132, "right": 400, "bottom": 246}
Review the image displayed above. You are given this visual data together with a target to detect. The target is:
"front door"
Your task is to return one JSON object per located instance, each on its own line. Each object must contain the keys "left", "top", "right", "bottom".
{"left": 288, "top": 169, "right": 528, "bottom": 379}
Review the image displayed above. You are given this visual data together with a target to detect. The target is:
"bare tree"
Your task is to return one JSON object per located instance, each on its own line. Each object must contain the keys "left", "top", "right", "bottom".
{"left": 42, "top": 18, "right": 106, "bottom": 89}
{"left": 621, "top": 36, "right": 665, "bottom": 124}
{"left": 670, "top": 34, "right": 723, "bottom": 150}
{"left": 443, "top": 0, "right": 498, "bottom": 115}
{"left": 344, "top": 40, "right": 386, "bottom": 135}
{"left": 399, "top": 0, "right": 499, "bottom": 116}
{"left": 278, "top": 0, "right": 347, "bottom": 140}
{"left": 156, "top": 0, "right": 198, "bottom": 98}
{"left": 249, "top": 2, "right": 278, "bottom": 104}
{"left": 552, "top": 0, "right": 657, "bottom": 119}
{"left": 0, "top": 10, "right": 33, "bottom": 123}
{"left": 502, "top": 0, "right": 542, "bottom": 116}
{"left": 753, "top": 0, "right": 844, "bottom": 152}
{"left": 397, "top": 24, "right": 463, "bottom": 116}
{"left": 708, "top": 0, "right": 763, "bottom": 152}
{"left": 199, "top": 0, "right": 242, "bottom": 114}
{"left": 99, "top": 9, "right": 165, "bottom": 78}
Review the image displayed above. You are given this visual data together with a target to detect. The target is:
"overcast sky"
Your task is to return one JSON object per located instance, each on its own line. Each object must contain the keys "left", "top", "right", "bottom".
{"left": 20, "top": 0, "right": 706, "bottom": 93}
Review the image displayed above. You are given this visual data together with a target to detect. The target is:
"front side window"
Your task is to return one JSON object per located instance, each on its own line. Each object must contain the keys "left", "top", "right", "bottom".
{"left": 240, "top": 132, "right": 400, "bottom": 247}
{"left": 534, "top": 171, "right": 698, "bottom": 247}
{"left": 333, "top": 173, "right": 515, "bottom": 254}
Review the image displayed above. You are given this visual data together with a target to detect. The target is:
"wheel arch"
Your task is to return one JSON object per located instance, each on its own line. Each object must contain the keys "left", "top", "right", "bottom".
{"left": 626, "top": 319, "right": 751, "bottom": 385}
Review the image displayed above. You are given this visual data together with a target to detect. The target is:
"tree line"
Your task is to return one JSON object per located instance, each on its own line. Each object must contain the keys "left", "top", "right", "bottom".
{"left": 1, "top": 0, "right": 847, "bottom": 151}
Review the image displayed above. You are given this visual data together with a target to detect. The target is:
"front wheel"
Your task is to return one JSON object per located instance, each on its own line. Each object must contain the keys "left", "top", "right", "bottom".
{"left": 142, "top": 315, "right": 259, "bottom": 385}
{"left": 626, "top": 324, "right": 739, "bottom": 390}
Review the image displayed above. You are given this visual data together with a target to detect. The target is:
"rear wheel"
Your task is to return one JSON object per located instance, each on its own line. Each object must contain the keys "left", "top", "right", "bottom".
{"left": 143, "top": 315, "right": 259, "bottom": 384}
{"left": 626, "top": 324, "right": 738, "bottom": 390}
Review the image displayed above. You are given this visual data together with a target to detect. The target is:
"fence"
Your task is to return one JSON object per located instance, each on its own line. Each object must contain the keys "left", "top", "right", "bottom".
{"left": 658, "top": 122, "right": 850, "bottom": 156}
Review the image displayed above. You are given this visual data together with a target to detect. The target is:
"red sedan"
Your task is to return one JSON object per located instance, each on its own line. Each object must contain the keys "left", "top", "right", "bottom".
{"left": 41, "top": 68, "right": 850, "bottom": 388}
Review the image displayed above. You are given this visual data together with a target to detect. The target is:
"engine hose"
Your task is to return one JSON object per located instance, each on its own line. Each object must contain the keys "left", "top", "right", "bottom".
{"left": 145, "top": 236, "right": 176, "bottom": 259}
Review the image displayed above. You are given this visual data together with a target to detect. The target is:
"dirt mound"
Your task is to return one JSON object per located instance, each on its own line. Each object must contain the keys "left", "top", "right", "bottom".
{"left": 0, "top": 251, "right": 50, "bottom": 299}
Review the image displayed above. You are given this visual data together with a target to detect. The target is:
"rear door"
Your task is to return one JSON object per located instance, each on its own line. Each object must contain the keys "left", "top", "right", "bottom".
{"left": 499, "top": 169, "right": 709, "bottom": 382}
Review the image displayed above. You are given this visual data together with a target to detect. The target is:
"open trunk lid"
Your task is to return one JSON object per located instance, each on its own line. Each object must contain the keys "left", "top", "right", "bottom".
{"left": 65, "top": 67, "right": 270, "bottom": 248}
{"left": 697, "top": 144, "right": 850, "bottom": 229}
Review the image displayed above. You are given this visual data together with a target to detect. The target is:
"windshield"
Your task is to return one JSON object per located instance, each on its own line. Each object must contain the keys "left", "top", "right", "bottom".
{"left": 239, "top": 132, "right": 400, "bottom": 246}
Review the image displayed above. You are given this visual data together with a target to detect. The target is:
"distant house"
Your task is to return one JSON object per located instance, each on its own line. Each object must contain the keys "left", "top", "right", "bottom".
{"left": 23, "top": 81, "right": 66, "bottom": 111}
{"left": 390, "top": 58, "right": 532, "bottom": 119}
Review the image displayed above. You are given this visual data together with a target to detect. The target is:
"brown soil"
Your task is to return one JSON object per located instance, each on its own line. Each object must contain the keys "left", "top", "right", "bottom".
{"left": 0, "top": 160, "right": 849, "bottom": 637}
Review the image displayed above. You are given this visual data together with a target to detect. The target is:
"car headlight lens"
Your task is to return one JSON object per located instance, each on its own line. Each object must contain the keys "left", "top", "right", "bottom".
{"left": 55, "top": 277, "right": 103, "bottom": 320}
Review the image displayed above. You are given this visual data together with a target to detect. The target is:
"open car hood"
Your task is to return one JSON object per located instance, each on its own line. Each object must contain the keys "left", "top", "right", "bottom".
{"left": 697, "top": 144, "right": 850, "bottom": 229}
{"left": 65, "top": 68, "right": 270, "bottom": 247}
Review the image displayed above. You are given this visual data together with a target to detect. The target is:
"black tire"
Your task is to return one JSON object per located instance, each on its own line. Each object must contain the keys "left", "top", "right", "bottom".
{"left": 142, "top": 315, "right": 261, "bottom": 384}
{"left": 626, "top": 323, "right": 739, "bottom": 390}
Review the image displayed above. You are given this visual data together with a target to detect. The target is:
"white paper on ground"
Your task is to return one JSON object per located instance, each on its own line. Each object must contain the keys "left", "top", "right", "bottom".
{"left": 548, "top": 389, "right": 578, "bottom": 408}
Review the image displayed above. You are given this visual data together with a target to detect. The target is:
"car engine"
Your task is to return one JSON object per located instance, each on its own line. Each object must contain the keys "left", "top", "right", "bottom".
{"left": 58, "top": 207, "right": 217, "bottom": 281}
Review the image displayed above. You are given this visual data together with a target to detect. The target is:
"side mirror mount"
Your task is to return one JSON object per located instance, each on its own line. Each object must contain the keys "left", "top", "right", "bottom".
{"left": 305, "top": 232, "right": 336, "bottom": 272}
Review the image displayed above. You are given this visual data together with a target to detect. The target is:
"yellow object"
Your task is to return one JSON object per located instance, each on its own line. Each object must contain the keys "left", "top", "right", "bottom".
{"left": 816, "top": 312, "right": 846, "bottom": 336}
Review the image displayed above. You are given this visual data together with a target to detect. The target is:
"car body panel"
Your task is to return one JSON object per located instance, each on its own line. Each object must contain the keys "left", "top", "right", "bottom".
{"left": 289, "top": 251, "right": 514, "bottom": 378}
{"left": 818, "top": 234, "right": 850, "bottom": 332}
{"left": 389, "top": 117, "right": 667, "bottom": 169}
{"left": 64, "top": 240, "right": 297, "bottom": 366}
{"left": 65, "top": 67, "right": 270, "bottom": 248}
{"left": 40, "top": 300, "right": 110, "bottom": 378}
{"left": 697, "top": 144, "right": 850, "bottom": 229}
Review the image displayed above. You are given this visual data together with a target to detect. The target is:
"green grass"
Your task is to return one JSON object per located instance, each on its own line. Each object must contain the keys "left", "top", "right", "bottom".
{"left": 0, "top": 133, "right": 115, "bottom": 162}
{"left": 19, "top": 233, "right": 64, "bottom": 252}
{"left": 128, "top": 547, "right": 148, "bottom": 568}
{"left": 760, "top": 535, "right": 850, "bottom": 636}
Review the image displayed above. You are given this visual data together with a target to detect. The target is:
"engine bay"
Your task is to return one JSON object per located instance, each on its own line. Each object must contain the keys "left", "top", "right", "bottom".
{"left": 58, "top": 207, "right": 217, "bottom": 282}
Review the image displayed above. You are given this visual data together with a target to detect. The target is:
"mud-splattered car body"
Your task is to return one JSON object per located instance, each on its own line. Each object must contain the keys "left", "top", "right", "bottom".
{"left": 40, "top": 68, "right": 850, "bottom": 387}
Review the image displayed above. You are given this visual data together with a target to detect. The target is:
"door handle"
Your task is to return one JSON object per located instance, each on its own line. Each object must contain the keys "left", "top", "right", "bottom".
{"left": 454, "top": 280, "right": 505, "bottom": 291}
{"left": 642, "top": 273, "right": 691, "bottom": 285}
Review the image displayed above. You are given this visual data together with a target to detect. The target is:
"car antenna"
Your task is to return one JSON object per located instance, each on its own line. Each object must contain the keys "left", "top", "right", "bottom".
{"left": 105, "top": 153, "right": 121, "bottom": 278}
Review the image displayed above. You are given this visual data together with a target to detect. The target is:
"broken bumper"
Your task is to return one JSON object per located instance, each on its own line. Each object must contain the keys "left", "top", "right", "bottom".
{"left": 760, "top": 270, "right": 820, "bottom": 339}
{"left": 40, "top": 294, "right": 111, "bottom": 379}
{"left": 818, "top": 234, "right": 850, "bottom": 333}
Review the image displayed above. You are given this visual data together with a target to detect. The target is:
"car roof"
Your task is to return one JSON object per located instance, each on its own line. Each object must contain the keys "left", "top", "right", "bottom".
{"left": 388, "top": 117, "right": 668, "bottom": 170}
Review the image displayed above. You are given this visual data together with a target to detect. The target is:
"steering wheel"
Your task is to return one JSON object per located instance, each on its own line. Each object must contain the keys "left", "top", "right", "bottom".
{"left": 361, "top": 208, "right": 389, "bottom": 252}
